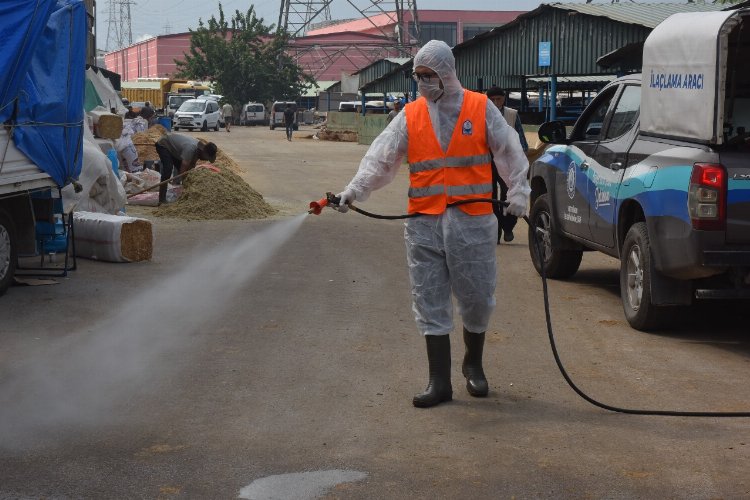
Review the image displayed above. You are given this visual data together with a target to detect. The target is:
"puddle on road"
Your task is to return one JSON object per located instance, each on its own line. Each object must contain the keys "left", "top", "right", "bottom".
{"left": 238, "top": 469, "right": 367, "bottom": 499}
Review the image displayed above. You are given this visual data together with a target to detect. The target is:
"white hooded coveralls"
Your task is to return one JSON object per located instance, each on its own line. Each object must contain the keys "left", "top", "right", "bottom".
{"left": 343, "top": 40, "right": 531, "bottom": 336}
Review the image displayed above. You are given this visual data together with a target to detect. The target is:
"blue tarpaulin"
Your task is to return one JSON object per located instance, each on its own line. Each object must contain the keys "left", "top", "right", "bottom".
{"left": 0, "top": 0, "right": 85, "bottom": 187}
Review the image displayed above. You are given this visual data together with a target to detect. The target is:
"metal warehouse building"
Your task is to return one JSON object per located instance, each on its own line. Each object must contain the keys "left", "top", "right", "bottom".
{"left": 362, "top": 2, "right": 726, "bottom": 120}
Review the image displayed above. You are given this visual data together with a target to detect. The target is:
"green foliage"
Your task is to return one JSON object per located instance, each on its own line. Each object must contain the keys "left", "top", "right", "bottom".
{"left": 175, "top": 4, "right": 315, "bottom": 107}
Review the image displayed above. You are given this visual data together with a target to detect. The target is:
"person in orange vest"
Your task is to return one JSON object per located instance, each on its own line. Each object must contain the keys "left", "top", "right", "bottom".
{"left": 334, "top": 40, "right": 530, "bottom": 408}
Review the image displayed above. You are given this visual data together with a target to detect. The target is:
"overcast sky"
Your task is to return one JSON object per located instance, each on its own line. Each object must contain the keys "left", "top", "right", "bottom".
{"left": 97, "top": 0, "right": 550, "bottom": 51}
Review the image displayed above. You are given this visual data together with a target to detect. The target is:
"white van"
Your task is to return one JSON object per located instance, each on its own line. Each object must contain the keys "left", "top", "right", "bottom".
{"left": 338, "top": 101, "right": 360, "bottom": 112}
{"left": 270, "top": 101, "right": 298, "bottom": 130}
{"left": 173, "top": 99, "right": 222, "bottom": 131}
{"left": 240, "top": 102, "right": 267, "bottom": 126}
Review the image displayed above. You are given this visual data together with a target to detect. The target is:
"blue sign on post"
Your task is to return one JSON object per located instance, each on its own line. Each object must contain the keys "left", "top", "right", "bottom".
{"left": 539, "top": 41, "right": 551, "bottom": 67}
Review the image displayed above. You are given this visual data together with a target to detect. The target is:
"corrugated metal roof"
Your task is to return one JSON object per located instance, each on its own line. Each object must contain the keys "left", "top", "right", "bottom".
{"left": 302, "top": 81, "right": 340, "bottom": 97}
{"left": 551, "top": 2, "right": 725, "bottom": 29}
{"left": 527, "top": 75, "right": 617, "bottom": 84}
{"left": 352, "top": 57, "right": 410, "bottom": 75}
{"left": 384, "top": 57, "right": 411, "bottom": 65}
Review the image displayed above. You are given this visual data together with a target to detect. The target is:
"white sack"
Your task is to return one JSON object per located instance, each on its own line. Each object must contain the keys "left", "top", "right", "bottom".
{"left": 62, "top": 135, "right": 126, "bottom": 214}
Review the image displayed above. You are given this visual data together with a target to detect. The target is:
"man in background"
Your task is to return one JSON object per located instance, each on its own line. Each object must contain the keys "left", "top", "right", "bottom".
{"left": 283, "top": 103, "right": 296, "bottom": 141}
{"left": 155, "top": 132, "right": 217, "bottom": 204}
{"left": 386, "top": 99, "right": 402, "bottom": 124}
{"left": 222, "top": 101, "right": 234, "bottom": 132}
{"left": 486, "top": 87, "right": 528, "bottom": 243}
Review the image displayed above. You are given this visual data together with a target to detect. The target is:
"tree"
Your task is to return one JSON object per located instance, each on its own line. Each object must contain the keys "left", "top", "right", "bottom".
{"left": 175, "top": 4, "right": 314, "bottom": 106}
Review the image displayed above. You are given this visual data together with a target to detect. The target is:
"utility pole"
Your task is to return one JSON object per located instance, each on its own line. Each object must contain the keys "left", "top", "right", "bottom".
{"left": 105, "top": 0, "right": 135, "bottom": 51}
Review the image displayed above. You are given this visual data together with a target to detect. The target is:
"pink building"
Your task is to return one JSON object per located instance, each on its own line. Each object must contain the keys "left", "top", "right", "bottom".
{"left": 104, "top": 33, "right": 193, "bottom": 82}
{"left": 306, "top": 10, "right": 525, "bottom": 47}
{"left": 104, "top": 10, "right": 525, "bottom": 83}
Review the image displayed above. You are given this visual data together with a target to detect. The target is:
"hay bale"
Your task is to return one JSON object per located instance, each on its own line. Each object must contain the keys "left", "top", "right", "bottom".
{"left": 91, "top": 111, "right": 124, "bottom": 140}
{"left": 73, "top": 212, "right": 153, "bottom": 262}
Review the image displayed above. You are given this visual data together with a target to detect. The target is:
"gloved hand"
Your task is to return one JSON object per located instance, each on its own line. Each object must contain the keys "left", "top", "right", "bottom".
{"left": 334, "top": 188, "right": 356, "bottom": 213}
{"left": 505, "top": 191, "right": 529, "bottom": 218}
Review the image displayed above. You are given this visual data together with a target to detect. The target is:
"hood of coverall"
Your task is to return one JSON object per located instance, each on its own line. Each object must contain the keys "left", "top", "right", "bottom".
{"left": 413, "top": 40, "right": 463, "bottom": 100}
{"left": 412, "top": 40, "right": 466, "bottom": 150}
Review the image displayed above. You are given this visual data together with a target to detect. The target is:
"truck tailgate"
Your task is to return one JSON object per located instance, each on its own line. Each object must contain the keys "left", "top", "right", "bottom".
{"left": 0, "top": 129, "right": 55, "bottom": 196}
{"left": 722, "top": 149, "right": 750, "bottom": 243}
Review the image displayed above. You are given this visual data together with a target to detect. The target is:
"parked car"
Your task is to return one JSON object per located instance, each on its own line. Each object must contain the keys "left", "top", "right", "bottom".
{"left": 172, "top": 99, "right": 221, "bottom": 131}
{"left": 526, "top": 9, "right": 750, "bottom": 331}
{"left": 270, "top": 101, "right": 298, "bottom": 130}
{"left": 240, "top": 102, "right": 267, "bottom": 126}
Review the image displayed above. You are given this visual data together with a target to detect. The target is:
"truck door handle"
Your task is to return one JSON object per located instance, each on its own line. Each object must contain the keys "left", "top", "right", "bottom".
{"left": 580, "top": 161, "right": 589, "bottom": 171}
{"left": 610, "top": 162, "right": 623, "bottom": 170}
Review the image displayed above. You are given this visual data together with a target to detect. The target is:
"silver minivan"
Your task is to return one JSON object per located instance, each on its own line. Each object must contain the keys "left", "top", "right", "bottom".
{"left": 173, "top": 99, "right": 221, "bottom": 132}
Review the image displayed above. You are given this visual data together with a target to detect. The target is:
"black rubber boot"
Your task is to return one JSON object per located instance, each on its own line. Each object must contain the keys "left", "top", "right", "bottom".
{"left": 413, "top": 334, "right": 452, "bottom": 408}
{"left": 462, "top": 327, "right": 488, "bottom": 397}
{"left": 158, "top": 184, "right": 168, "bottom": 204}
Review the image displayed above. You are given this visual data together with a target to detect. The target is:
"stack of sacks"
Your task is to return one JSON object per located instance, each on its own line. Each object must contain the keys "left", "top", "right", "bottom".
{"left": 61, "top": 125, "right": 126, "bottom": 215}
{"left": 116, "top": 117, "right": 149, "bottom": 172}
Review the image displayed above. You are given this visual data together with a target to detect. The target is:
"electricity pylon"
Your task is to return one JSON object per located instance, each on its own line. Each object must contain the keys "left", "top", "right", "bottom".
{"left": 105, "top": 0, "right": 135, "bottom": 51}
{"left": 278, "top": 0, "right": 420, "bottom": 79}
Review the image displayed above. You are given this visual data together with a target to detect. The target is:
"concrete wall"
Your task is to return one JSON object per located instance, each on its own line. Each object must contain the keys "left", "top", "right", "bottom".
{"left": 358, "top": 115, "right": 388, "bottom": 145}
{"left": 327, "top": 111, "right": 359, "bottom": 132}
{"left": 326, "top": 112, "right": 388, "bottom": 145}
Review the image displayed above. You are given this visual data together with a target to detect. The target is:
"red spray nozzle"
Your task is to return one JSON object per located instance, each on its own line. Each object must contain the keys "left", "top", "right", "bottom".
{"left": 308, "top": 197, "right": 329, "bottom": 215}
{"left": 308, "top": 192, "right": 342, "bottom": 215}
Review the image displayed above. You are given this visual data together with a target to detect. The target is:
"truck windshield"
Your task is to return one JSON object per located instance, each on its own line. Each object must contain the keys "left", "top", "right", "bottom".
{"left": 169, "top": 96, "right": 193, "bottom": 109}
{"left": 178, "top": 101, "right": 205, "bottom": 112}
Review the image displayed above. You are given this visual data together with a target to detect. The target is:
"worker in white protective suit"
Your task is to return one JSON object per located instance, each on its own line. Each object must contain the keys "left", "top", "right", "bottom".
{"left": 335, "top": 40, "right": 530, "bottom": 408}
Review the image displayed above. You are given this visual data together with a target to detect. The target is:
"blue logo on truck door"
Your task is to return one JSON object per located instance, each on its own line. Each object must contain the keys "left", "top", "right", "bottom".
{"left": 567, "top": 161, "right": 576, "bottom": 199}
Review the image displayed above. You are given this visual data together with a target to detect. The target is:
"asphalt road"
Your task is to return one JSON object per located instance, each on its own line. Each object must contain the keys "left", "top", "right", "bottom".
{"left": 1, "top": 124, "right": 750, "bottom": 499}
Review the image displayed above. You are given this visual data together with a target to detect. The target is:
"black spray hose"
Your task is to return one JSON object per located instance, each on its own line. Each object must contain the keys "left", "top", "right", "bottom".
{"left": 339, "top": 196, "right": 750, "bottom": 417}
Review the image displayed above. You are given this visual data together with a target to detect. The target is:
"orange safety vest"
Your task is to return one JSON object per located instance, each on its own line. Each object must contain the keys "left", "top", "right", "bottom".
{"left": 404, "top": 90, "right": 494, "bottom": 216}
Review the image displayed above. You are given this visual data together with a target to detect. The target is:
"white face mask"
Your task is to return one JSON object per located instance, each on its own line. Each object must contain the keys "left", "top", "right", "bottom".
{"left": 418, "top": 80, "right": 444, "bottom": 102}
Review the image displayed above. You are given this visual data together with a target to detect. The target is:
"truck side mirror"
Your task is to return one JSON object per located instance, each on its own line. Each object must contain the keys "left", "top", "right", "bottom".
{"left": 538, "top": 120, "right": 567, "bottom": 144}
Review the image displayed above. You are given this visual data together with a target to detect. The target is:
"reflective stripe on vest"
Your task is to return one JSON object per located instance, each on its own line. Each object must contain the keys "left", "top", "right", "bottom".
{"left": 409, "top": 182, "right": 494, "bottom": 199}
{"left": 404, "top": 90, "right": 493, "bottom": 215}
{"left": 409, "top": 153, "right": 493, "bottom": 173}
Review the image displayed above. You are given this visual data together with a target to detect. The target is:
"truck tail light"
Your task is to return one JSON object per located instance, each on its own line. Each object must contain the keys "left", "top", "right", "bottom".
{"left": 688, "top": 163, "right": 726, "bottom": 230}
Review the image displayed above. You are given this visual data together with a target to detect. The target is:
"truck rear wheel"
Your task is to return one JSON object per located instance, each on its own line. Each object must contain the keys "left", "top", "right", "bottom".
{"left": 528, "top": 193, "right": 583, "bottom": 279}
{"left": 0, "top": 209, "right": 17, "bottom": 296}
{"left": 620, "top": 222, "right": 670, "bottom": 331}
